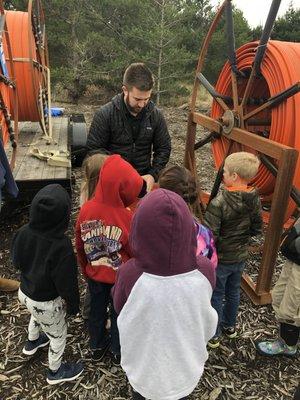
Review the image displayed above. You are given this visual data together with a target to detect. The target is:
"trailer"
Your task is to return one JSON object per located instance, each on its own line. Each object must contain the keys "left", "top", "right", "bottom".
{"left": 8, "top": 117, "right": 71, "bottom": 197}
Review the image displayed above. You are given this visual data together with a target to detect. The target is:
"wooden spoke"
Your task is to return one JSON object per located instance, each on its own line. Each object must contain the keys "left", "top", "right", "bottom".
{"left": 196, "top": 72, "right": 230, "bottom": 111}
{"left": 231, "top": 70, "right": 239, "bottom": 110}
{"left": 244, "top": 82, "right": 300, "bottom": 121}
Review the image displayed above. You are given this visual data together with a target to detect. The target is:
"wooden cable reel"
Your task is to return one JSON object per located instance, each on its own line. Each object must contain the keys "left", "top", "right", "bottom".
{"left": 0, "top": 0, "right": 18, "bottom": 168}
{"left": 4, "top": 0, "right": 52, "bottom": 140}
{"left": 184, "top": 0, "right": 300, "bottom": 305}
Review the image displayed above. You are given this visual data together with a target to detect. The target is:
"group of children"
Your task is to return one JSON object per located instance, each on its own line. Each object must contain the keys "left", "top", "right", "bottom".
{"left": 10, "top": 150, "right": 299, "bottom": 398}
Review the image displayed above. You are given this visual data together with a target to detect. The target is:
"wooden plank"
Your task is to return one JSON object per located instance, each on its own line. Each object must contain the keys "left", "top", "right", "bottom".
{"left": 230, "top": 127, "right": 286, "bottom": 159}
{"left": 241, "top": 274, "right": 272, "bottom": 305}
{"left": 41, "top": 118, "right": 63, "bottom": 180}
{"left": 54, "top": 117, "right": 69, "bottom": 179}
{"left": 8, "top": 117, "right": 70, "bottom": 182}
{"left": 192, "top": 112, "right": 290, "bottom": 159}
{"left": 256, "top": 149, "right": 298, "bottom": 294}
{"left": 15, "top": 122, "right": 47, "bottom": 181}
{"left": 192, "top": 112, "right": 222, "bottom": 134}
{"left": 184, "top": 112, "right": 197, "bottom": 171}
{"left": 7, "top": 122, "right": 38, "bottom": 179}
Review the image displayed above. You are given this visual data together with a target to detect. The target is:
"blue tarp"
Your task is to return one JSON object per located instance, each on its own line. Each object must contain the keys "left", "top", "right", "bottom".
{"left": 44, "top": 107, "right": 65, "bottom": 117}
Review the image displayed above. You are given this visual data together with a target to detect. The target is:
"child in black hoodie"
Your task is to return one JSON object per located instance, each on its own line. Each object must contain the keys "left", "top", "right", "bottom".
{"left": 11, "top": 184, "right": 83, "bottom": 385}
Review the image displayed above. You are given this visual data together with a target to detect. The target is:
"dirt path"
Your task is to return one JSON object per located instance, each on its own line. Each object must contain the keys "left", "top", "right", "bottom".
{"left": 0, "top": 105, "right": 298, "bottom": 399}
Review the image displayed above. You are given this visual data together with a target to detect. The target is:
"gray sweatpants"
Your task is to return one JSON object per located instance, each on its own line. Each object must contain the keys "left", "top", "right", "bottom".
{"left": 19, "top": 289, "right": 67, "bottom": 371}
{"left": 272, "top": 260, "right": 300, "bottom": 327}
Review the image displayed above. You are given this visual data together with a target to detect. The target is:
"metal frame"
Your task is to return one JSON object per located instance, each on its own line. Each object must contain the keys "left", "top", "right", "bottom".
{"left": 184, "top": 0, "right": 299, "bottom": 305}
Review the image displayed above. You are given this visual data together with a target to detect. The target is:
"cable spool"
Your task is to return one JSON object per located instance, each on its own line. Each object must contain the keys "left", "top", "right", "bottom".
{"left": 211, "top": 40, "right": 300, "bottom": 221}
{"left": 184, "top": 0, "right": 300, "bottom": 304}
{"left": 0, "top": 1, "right": 18, "bottom": 167}
{"left": 3, "top": 0, "right": 51, "bottom": 137}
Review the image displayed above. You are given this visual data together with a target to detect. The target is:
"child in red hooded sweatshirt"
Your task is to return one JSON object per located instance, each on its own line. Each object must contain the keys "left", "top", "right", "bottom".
{"left": 75, "top": 154, "right": 144, "bottom": 363}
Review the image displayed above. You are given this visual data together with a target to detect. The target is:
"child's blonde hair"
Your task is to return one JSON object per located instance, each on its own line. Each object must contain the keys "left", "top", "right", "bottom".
{"left": 80, "top": 153, "right": 107, "bottom": 203}
{"left": 224, "top": 152, "right": 260, "bottom": 181}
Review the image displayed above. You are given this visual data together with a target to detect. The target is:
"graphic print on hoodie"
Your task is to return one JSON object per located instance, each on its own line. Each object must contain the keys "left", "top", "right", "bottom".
{"left": 75, "top": 154, "right": 143, "bottom": 284}
{"left": 80, "top": 220, "right": 123, "bottom": 269}
{"left": 112, "top": 189, "right": 217, "bottom": 400}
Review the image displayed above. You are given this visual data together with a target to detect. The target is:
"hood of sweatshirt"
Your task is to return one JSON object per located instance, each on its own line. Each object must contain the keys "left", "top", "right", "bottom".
{"left": 29, "top": 184, "right": 71, "bottom": 237}
{"left": 222, "top": 187, "right": 259, "bottom": 214}
{"left": 94, "top": 154, "right": 143, "bottom": 207}
{"left": 129, "top": 188, "right": 197, "bottom": 276}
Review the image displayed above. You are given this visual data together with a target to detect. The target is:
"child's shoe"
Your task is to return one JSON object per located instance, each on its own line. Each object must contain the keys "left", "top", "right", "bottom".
{"left": 256, "top": 339, "right": 297, "bottom": 357}
{"left": 111, "top": 352, "right": 121, "bottom": 366}
{"left": 208, "top": 336, "right": 220, "bottom": 349}
{"left": 91, "top": 341, "right": 110, "bottom": 361}
{"left": 222, "top": 326, "right": 238, "bottom": 339}
{"left": 46, "top": 362, "right": 84, "bottom": 385}
{"left": 22, "top": 332, "right": 50, "bottom": 355}
{"left": 91, "top": 335, "right": 110, "bottom": 361}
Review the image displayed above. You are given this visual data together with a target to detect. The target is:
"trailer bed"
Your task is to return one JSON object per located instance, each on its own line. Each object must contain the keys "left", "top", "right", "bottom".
{"left": 7, "top": 117, "right": 72, "bottom": 199}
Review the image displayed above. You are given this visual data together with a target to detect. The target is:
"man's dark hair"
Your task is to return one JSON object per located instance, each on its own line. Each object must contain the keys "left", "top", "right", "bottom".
{"left": 123, "top": 63, "right": 154, "bottom": 91}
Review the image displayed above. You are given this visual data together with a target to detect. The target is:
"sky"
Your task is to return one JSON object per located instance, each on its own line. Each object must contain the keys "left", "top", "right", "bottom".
{"left": 210, "top": 0, "right": 300, "bottom": 28}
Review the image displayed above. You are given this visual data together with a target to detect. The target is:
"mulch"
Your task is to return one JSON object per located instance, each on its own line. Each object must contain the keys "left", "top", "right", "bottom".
{"left": 0, "top": 105, "right": 298, "bottom": 400}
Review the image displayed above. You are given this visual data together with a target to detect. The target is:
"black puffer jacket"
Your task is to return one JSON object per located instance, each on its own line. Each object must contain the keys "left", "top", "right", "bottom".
{"left": 86, "top": 94, "right": 171, "bottom": 180}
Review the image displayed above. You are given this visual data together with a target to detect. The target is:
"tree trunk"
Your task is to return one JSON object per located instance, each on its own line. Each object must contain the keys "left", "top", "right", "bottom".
{"left": 156, "top": 0, "right": 165, "bottom": 106}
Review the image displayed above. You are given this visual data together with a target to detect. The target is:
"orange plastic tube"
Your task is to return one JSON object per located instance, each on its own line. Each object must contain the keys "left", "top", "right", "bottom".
{"left": 0, "top": 80, "right": 11, "bottom": 146}
{"left": 211, "top": 40, "right": 300, "bottom": 220}
{"left": 4, "top": 10, "right": 43, "bottom": 122}
{"left": 0, "top": 9, "right": 16, "bottom": 147}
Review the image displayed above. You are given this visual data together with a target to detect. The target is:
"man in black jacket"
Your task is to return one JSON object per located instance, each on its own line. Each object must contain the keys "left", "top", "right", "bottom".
{"left": 86, "top": 63, "right": 171, "bottom": 192}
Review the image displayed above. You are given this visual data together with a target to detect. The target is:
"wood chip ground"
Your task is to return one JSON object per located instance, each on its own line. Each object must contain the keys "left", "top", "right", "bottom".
{"left": 0, "top": 105, "right": 298, "bottom": 399}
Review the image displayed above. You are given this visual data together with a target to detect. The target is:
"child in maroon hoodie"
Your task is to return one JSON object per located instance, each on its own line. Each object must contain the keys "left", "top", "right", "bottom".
{"left": 75, "top": 154, "right": 143, "bottom": 363}
{"left": 112, "top": 189, "right": 217, "bottom": 400}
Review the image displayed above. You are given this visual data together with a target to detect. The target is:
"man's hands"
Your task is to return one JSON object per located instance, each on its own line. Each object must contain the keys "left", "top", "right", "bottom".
{"left": 141, "top": 174, "right": 155, "bottom": 192}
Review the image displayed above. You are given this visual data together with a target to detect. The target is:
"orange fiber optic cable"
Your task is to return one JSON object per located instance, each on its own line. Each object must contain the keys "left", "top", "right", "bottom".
{"left": 211, "top": 40, "right": 300, "bottom": 220}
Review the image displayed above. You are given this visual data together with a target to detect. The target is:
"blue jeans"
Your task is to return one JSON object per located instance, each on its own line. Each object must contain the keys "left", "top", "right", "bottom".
{"left": 88, "top": 279, "right": 120, "bottom": 355}
{"left": 211, "top": 261, "right": 245, "bottom": 336}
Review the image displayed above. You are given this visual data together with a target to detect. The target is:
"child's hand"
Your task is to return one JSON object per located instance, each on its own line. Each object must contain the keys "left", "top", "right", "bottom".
{"left": 141, "top": 174, "right": 155, "bottom": 192}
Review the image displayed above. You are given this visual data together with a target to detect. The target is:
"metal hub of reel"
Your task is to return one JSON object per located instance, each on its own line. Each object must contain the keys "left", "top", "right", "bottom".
{"left": 219, "top": 110, "right": 240, "bottom": 135}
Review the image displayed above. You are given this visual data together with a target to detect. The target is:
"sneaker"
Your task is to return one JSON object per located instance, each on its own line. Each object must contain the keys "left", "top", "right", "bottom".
{"left": 222, "top": 327, "right": 238, "bottom": 339}
{"left": 256, "top": 339, "right": 297, "bottom": 357}
{"left": 22, "top": 333, "right": 50, "bottom": 355}
{"left": 111, "top": 352, "right": 121, "bottom": 366}
{"left": 46, "top": 362, "right": 84, "bottom": 385}
{"left": 91, "top": 342, "right": 110, "bottom": 361}
{"left": 208, "top": 336, "right": 220, "bottom": 349}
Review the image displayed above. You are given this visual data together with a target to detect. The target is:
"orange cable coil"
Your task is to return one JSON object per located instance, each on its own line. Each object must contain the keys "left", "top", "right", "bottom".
{"left": 211, "top": 40, "right": 300, "bottom": 220}
{"left": 4, "top": 10, "right": 46, "bottom": 123}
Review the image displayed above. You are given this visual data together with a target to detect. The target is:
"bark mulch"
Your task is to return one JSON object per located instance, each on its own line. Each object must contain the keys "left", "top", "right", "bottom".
{"left": 0, "top": 105, "right": 298, "bottom": 399}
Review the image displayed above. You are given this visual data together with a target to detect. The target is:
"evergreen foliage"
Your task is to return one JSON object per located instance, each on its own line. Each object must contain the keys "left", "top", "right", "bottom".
{"left": 7, "top": 0, "right": 300, "bottom": 104}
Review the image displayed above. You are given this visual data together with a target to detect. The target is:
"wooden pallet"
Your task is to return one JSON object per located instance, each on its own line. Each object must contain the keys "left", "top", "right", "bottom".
{"left": 6, "top": 117, "right": 72, "bottom": 199}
